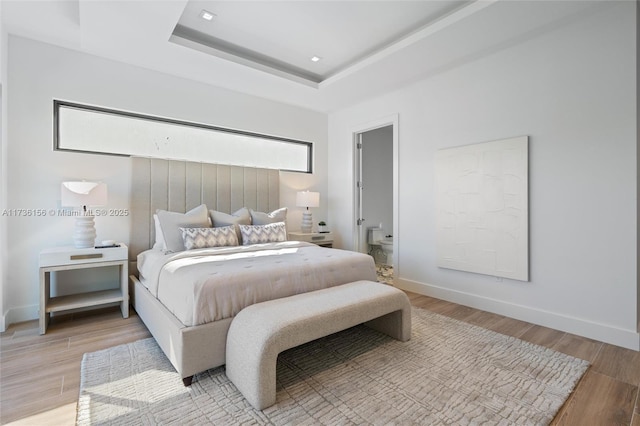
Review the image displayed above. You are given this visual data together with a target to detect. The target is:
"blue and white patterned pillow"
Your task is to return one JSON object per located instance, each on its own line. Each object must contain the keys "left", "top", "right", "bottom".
{"left": 180, "top": 226, "right": 238, "bottom": 250}
{"left": 239, "top": 222, "right": 287, "bottom": 245}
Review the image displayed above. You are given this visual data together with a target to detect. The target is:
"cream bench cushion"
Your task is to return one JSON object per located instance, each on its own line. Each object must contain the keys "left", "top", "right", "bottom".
{"left": 225, "top": 280, "right": 412, "bottom": 410}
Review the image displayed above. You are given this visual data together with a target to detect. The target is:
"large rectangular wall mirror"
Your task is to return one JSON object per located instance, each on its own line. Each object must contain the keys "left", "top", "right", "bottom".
{"left": 54, "top": 100, "right": 313, "bottom": 173}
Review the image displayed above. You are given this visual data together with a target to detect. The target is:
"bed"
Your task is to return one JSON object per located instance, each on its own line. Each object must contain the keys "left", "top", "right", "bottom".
{"left": 128, "top": 158, "right": 377, "bottom": 384}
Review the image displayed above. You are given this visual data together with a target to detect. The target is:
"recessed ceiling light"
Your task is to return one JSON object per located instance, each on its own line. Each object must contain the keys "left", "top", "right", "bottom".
{"left": 200, "top": 10, "right": 216, "bottom": 21}
{"left": 310, "top": 56, "right": 322, "bottom": 62}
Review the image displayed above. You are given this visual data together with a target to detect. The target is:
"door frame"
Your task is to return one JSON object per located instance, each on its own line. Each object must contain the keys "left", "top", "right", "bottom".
{"left": 351, "top": 114, "right": 399, "bottom": 271}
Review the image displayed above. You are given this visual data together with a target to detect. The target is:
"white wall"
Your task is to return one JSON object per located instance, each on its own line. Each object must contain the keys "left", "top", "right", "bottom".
{"left": 329, "top": 1, "right": 639, "bottom": 349}
{"left": 3, "top": 36, "right": 327, "bottom": 328}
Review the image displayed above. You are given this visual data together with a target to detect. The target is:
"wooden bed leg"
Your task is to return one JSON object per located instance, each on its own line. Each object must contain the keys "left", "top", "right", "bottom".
{"left": 182, "top": 376, "right": 194, "bottom": 387}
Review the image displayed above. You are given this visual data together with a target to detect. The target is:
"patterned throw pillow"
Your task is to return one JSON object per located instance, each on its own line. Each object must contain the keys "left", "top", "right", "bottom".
{"left": 180, "top": 226, "right": 239, "bottom": 250}
{"left": 238, "top": 222, "right": 287, "bottom": 245}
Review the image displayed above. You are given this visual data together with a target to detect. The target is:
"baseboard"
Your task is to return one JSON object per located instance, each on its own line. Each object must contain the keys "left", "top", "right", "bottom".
{"left": 396, "top": 278, "right": 640, "bottom": 351}
{"left": 4, "top": 304, "right": 38, "bottom": 330}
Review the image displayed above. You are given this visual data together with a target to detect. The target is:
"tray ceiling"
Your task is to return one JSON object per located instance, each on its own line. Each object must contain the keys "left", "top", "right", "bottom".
{"left": 170, "top": 1, "right": 468, "bottom": 86}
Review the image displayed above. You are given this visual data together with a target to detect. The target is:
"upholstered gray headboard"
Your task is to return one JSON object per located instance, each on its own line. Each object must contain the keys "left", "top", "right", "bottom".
{"left": 129, "top": 157, "right": 280, "bottom": 263}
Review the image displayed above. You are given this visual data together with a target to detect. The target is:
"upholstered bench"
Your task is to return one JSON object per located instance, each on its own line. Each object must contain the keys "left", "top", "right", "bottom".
{"left": 225, "top": 280, "right": 412, "bottom": 410}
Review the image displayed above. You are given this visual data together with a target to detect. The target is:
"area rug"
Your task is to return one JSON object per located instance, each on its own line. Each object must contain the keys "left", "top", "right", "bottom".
{"left": 77, "top": 308, "right": 589, "bottom": 425}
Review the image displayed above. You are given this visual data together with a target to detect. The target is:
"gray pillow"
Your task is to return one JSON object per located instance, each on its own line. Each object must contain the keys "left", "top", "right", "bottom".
{"left": 209, "top": 207, "right": 251, "bottom": 244}
{"left": 250, "top": 207, "right": 287, "bottom": 225}
{"left": 155, "top": 204, "right": 210, "bottom": 252}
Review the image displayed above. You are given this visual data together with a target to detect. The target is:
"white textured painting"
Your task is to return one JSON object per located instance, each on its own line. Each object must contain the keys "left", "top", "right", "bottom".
{"left": 435, "top": 136, "right": 529, "bottom": 281}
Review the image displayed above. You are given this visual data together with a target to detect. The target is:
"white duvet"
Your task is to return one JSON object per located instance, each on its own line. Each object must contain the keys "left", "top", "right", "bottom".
{"left": 137, "top": 241, "right": 378, "bottom": 327}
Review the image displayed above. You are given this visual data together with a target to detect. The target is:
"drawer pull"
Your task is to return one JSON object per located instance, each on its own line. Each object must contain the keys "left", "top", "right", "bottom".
{"left": 70, "top": 253, "right": 103, "bottom": 260}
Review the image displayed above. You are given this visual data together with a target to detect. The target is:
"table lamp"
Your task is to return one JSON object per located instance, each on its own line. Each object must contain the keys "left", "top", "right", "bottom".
{"left": 296, "top": 191, "right": 319, "bottom": 234}
{"left": 61, "top": 181, "right": 107, "bottom": 248}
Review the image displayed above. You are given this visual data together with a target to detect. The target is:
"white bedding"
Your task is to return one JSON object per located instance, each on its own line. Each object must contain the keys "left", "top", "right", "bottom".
{"left": 137, "top": 241, "right": 377, "bottom": 327}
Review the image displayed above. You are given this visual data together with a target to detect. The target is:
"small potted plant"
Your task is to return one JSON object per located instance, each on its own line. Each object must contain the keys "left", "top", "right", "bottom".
{"left": 318, "top": 221, "right": 329, "bottom": 233}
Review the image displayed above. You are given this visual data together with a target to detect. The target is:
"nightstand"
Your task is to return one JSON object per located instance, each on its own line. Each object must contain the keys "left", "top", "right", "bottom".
{"left": 39, "top": 244, "right": 129, "bottom": 334}
{"left": 288, "top": 231, "right": 334, "bottom": 248}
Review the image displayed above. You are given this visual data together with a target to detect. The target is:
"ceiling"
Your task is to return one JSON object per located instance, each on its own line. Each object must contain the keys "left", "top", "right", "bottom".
{"left": 1, "top": 0, "right": 603, "bottom": 112}
{"left": 171, "top": 1, "right": 468, "bottom": 85}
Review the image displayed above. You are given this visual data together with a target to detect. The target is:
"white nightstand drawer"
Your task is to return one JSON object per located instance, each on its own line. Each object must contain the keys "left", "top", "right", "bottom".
{"left": 288, "top": 232, "right": 334, "bottom": 247}
{"left": 39, "top": 245, "right": 127, "bottom": 267}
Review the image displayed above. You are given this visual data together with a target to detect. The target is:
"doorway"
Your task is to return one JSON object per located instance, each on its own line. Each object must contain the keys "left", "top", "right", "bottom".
{"left": 353, "top": 115, "right": 398, "bottom": 281}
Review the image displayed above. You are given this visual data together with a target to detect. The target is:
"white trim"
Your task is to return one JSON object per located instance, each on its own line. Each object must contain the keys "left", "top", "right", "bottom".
{"left": 4, "top": 304, "right": 39, "bottom": 329}
{"left": 396, "top": 277, "right": 640, "bottom": 351}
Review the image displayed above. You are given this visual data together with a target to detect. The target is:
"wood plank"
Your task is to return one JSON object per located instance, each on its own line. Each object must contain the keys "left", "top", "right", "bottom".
{"left": 463, "top": 310, "right": 503, "bottom": 329}
{"left": 518, "top": 324, "right": 566, "bottom": 350}
{"left": 1, "top": 393, "right": 78, "bottom": 425}
{"left": 552, "top": 333, "right": 602, "bottom": 363}
{"left": 486, "top": 316, "right": 533, "bottom": 339}
{"left": 439, "top": 304, "right": 476, "bottom": 322}
{"left": 552, "top": 370, "right": 637, "bottom": 425}
{"left": 592, "top": 344, "right": 640, "bottom": 386}
{"left": 413, "top": 297, "right": 455, "bottom": 314}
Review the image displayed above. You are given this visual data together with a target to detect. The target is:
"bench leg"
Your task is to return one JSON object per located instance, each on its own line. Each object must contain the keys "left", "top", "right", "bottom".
{"left": 365, "top": 309, "right": 411, "bottom": 342}
{"left": 226, "top": 350, "right": 278, "bottom": 410}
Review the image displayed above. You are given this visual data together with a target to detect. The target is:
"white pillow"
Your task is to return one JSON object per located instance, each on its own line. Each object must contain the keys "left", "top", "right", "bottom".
{"left": 209, "top": 207, "right": 251, "bottom": 244}
{"left": 155, "top": 204, "right": 210, "bottom": 252}
{"left": 250, "top": 207, "right": 287, "bottom": 225}
{"left": 152, "top": 213, "right": 166, "bottom": 251}
{"left": 239, "top": 222, "right": 287, "bottom": 245}
{"left": 180, "top": 226, "right": 238, "bottom": 250}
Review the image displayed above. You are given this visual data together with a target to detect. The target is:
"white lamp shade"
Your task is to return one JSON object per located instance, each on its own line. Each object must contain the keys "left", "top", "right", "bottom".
{"left": 296, "top": 191, "right": 319, "bottom": 208}
{"left": 61, "top": 182, "right": 107, "bottom": 207}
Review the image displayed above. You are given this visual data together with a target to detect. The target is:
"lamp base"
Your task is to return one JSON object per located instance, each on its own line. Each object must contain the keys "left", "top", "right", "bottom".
{"left": 73, "top": 215, "right": 96, "bottom": 248}
{"left": 301, "top": 211, "right": 313, "bottom": 234}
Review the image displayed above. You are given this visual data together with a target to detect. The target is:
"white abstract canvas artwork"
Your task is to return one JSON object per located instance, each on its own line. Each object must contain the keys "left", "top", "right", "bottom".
{"left": 435, "top": 136, "right": 529, "bottom": 281}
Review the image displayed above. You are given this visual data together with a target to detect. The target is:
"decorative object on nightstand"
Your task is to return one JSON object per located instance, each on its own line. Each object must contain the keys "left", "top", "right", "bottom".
{"left": 288, "top": 231, "right": 334, "bottom": 248}
{"left": 317, "top": 221, "right": 329, "bottom": 233}
{"left": 39, "top": 243, "right": 129, "bottom": 334}
{"left": 61, "top": 181, "right": 107, "bottom": 248}
{"left": 296, "top": 190, "right": 319, "bottom": 234}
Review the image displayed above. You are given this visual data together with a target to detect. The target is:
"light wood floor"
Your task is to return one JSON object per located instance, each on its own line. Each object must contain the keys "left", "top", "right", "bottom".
{"left": 1, "top": 293, "right": 639, "bottom": 425}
